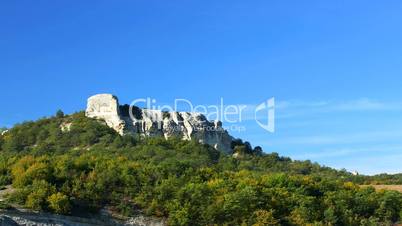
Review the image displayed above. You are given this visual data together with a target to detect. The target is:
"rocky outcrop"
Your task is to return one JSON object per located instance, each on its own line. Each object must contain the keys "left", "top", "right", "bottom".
{"left": 60, "top": 122, "right": 72, "bottom": 132}
{"left": 85, "top": 94, "right": 234, "bottom": 153}
{"left": 86, "top": 94, "right": 126, "bottom": 135}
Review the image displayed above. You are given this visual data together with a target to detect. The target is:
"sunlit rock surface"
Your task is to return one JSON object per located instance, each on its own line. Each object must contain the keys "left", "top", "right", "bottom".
{"left": 85, "top": 94, "right": 234, "bottom": 153}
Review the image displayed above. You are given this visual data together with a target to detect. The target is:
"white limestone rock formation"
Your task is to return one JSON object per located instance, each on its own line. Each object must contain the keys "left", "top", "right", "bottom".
{"left": 85, "top": 94, "right": 234, "bottom": 153}
{"left": 1, "top": 130, "right": 8, "bottom": 136}
{"left": 85, "top": 94, "right": 126, "bottom": 135}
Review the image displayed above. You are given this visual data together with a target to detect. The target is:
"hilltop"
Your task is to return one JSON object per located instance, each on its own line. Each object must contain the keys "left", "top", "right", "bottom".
{"left": 0, "top": 110, "right": 401, "bottom": 225}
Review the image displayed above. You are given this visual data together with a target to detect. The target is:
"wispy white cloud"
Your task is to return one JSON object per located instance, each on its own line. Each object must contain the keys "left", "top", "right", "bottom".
{"left": 276, "top": 100, "right": 330, "bottom": 109}
{"left": 276, "top": 98, "right": 402, "bottom": 117}
{"left": 268, "top": 130, "right": 402, "bottom": 146}
{"left": 331, "top": 99, "right": 387, "bottom": 111}
{"left": 292, "top": 144, "right": 402, "bottom": 159}
{"left": 320, "top": 151, "right": 402, "bottom": 175}
{"left": 220, "top": 98, "right": 402, "bottom": 122}
{"left": 287, "top": 145, "right": 402, "bottom": 175}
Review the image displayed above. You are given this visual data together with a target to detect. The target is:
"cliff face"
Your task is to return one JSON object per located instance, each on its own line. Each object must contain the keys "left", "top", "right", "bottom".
{"left": 85, "top": 94, "right": 234, "bottom": 153}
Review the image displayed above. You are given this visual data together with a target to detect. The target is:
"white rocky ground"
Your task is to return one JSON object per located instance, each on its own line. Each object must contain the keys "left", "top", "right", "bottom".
{"left": 0, "top": 209, "right": 166, "bottom": 226}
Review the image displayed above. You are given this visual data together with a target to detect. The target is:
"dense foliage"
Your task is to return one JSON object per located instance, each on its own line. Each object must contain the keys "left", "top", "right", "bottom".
{"left": 0, "top": 112, "right": 401, "bottom": 225}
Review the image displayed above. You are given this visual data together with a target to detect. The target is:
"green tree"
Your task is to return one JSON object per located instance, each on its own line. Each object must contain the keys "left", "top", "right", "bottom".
{"left": 25, "top": 180, "right": 55, "bottom": 211}
{"left": 48, "top": 192, "right": 71, "bottom": 214}
{"left": 252, "top": 210, "right": 279, "bottom": 226}
{"left": 56, "top": 110, "right": 64, "bottom": 118}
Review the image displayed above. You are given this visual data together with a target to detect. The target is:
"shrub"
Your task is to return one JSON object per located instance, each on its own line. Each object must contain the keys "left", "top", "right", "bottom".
{"left": 48, "top": 192, "right": 71, "bottom": 214}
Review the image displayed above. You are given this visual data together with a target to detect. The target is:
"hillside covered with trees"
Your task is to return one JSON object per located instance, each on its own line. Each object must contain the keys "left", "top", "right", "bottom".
{"left": 0, "top": 112, "right": 401, "bottom": 225}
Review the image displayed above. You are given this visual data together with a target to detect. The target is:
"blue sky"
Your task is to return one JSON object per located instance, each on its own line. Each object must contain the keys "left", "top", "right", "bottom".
{"left": 1, "top": 1, "right": 402, "bottom": 174}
